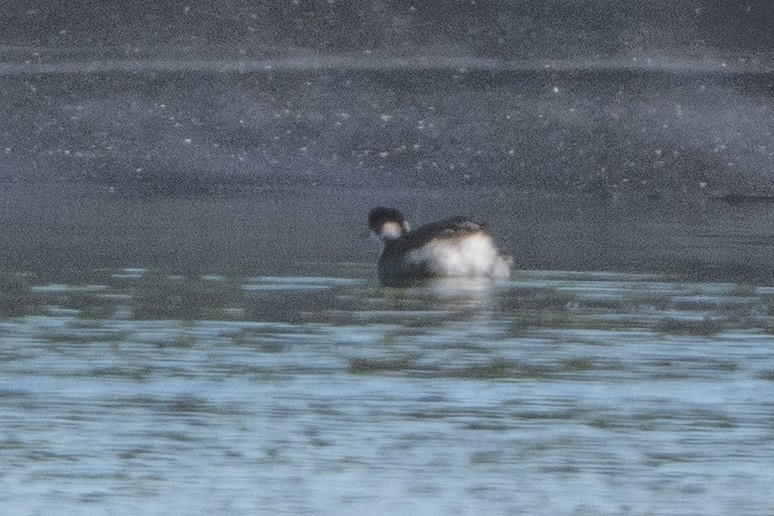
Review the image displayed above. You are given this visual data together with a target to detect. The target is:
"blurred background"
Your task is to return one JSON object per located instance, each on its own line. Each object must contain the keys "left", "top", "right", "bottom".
{"left": 4, "top": 1, "right": 773, "bottom": 59}
{"left": 3, "top": 6, "right": 774, "bottom": 514}
{"left": 1, "top": 1, "right": 773, "bottom": 276}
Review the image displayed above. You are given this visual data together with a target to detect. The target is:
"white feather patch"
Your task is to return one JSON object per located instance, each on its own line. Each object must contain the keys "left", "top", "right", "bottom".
{"left": 405, "top": 233, "right": 510, "bottom": 278}
{"left": 377, "top": 221, "right": 404, "bottom": 241}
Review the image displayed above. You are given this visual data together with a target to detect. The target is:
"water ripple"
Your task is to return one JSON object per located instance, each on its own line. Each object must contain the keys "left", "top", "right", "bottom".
{"left": 1, "top": 268, "right": 773, "bottom": 513}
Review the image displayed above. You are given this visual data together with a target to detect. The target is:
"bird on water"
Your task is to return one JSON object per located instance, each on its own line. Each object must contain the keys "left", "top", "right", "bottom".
{"left": 368, "top": 207, "right": 512, "bottom": 285}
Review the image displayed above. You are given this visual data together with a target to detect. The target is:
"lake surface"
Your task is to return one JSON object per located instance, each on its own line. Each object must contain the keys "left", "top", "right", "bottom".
{"left": 3, "top": 183, "right": 774, "bottom": 282}
{"left": 1, "top": 266, "right": 773, "bottom": 515}
{"left": 2, "top": 63, "right": 774, "bottom": 514}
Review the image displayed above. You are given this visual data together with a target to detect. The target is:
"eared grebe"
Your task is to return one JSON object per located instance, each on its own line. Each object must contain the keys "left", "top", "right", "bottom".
{"left": 368, "top": 207, "right": 512, "bottom": 285}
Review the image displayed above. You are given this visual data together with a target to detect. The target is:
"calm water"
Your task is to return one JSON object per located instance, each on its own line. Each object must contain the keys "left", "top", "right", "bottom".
{"left": 4, "top": 184, "right": 774, "bottom": 282}
{"left": 1, "top": 266, "right": 773, "bottom": 514}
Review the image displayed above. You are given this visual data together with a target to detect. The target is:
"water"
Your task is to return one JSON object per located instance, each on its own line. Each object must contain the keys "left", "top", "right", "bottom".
{"left": 2, "top": 62, "right": 774, "bottom": 514}
{"left": 4, "top": 184, "right": 774, "bottom": 282}
{"left": 1, "top": 268, "right": 773, "bottom": 514}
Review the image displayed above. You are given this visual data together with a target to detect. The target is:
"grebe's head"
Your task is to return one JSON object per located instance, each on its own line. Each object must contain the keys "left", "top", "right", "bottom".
{"left": 368, "top": 207, "right": 410, "bottom": 241}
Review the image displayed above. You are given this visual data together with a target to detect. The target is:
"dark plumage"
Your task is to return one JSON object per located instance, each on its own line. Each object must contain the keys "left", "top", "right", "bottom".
{"left": 384, "top": 217, "right": 488, "bottom": 255}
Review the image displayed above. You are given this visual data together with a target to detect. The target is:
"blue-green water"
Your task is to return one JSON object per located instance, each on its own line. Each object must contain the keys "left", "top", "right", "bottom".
{"left": 1, "top": 268, "right": 772, "bottom": 514}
